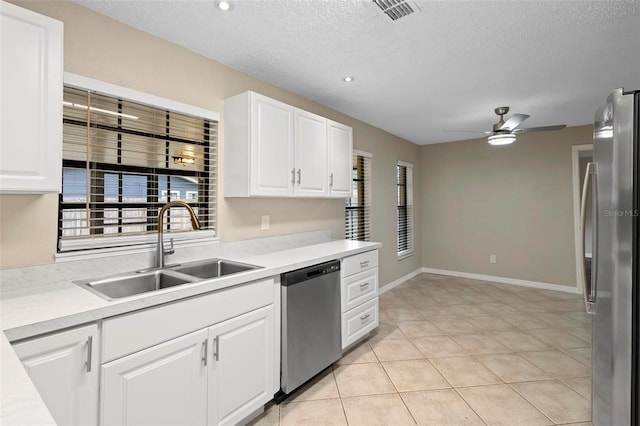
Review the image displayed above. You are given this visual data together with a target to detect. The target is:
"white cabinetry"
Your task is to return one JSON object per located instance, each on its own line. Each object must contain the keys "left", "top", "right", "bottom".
{"left": 0, "top": 1, "right": 63, "bottom": 193}
{"left": 209, "top": 305, "right": 273, "bottom": 426}
{"left": 250, "top": 94, "right": 295, "bottom": 197}
{"left": 13, "top": 323, "right": 99, "bottom": 426}
{"left": 341, "top": 250, "right": 379, "bottom": 349}
{"left": 224, "top": 91, "right": 352, "bottom": 198}
{"left": 327, "top": 120, "right": 353, "bottom": 198}
{"left": 294, "top": 109, "right": 328, "bottom": 197}
{"left": 100, "top": 278, "right": 276, "bottom": 426}
{"left": 101, "top": 330, "right": 208, "bottom": 426}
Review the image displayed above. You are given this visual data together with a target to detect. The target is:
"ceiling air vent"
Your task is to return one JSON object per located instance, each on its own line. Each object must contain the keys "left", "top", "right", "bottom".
{"left": 373, "top": 0, "right": 420, "bottom": 21}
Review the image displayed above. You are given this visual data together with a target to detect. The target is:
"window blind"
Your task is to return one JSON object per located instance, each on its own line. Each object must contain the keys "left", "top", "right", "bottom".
{"left": 397, "top": 161, "right": 414, "bottom": 257}
{"left": 345, "top": 151, "right": 372, "bottom": 241}
{"left": 59, "top": 86, "right": 217, "bottom": 251}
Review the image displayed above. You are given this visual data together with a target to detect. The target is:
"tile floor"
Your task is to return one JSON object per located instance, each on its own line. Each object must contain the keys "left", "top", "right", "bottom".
{"left": 249, "top": 273, "right": 593, "bottom": 426}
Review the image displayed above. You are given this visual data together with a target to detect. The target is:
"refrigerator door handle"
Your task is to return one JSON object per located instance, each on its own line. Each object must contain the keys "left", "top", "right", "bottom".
{"left": 580, "top": 161, "right": 598, "bottom": 314}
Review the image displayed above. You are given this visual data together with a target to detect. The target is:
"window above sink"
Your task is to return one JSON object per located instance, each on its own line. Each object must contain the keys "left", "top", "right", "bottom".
{"left": 56, "top": 74, "right": 219, "bottom": 259}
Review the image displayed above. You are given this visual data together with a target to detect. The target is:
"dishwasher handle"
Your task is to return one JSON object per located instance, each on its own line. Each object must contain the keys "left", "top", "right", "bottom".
{"left": 281, "top": 260, "right": 341, "bottom": 286}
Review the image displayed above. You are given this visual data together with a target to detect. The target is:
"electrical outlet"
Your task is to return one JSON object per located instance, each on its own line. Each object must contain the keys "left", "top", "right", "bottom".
{"left": 489, "top": 255, "right": 497, "bottom": 264}
{"left": 261, "top": 215, "right": 270, "bottom": 230}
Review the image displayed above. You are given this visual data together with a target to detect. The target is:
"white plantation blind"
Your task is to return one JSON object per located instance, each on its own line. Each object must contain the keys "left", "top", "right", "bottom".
{"left": 59, "top": 86, "right": 217, "bottom": 251}
{"left": 397, "top": 161, "right": 414, "bottom": 257}
{"left": 345, "top": 150, "right": 372, "bottom": 241}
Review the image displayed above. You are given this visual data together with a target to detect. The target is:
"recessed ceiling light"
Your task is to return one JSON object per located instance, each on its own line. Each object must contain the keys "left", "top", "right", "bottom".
{"left": 218, "top": 1, "right": 231, "bottom": 11}
{"left": 343, "top": 76, "right": 355, "bottom": 83}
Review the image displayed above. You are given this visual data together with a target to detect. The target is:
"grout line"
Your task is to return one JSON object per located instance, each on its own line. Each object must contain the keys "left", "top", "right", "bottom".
{"left": 506, "top": 381, "right": 562, "bottom": 425}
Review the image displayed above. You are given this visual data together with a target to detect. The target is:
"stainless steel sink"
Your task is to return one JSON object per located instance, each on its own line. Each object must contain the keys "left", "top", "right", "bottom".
{"left": 170, "top": 259, "right": 260, "bottom": 280}
{"left": 74, "top": 258, "right": 261, "bottom": 301}
{"left": 75, "top": 269, "right": 198, "bottom": 301}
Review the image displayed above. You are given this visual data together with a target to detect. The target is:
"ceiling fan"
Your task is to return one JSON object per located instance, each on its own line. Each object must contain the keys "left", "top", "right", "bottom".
{"left": 444, "top": 107, "right": 567, "bottom": 145}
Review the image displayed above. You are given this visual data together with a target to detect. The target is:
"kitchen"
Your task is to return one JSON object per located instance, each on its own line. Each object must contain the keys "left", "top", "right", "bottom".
{"left": 1, "top": 1, "right": 638, "bottom": 425}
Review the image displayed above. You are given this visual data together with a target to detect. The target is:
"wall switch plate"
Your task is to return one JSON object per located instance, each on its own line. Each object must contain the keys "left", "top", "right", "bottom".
{"left": 489, "top": 255, "right": 497, "bottom": 264}
{"left": 261, "top": 215, "right": 270, "bottom": 230}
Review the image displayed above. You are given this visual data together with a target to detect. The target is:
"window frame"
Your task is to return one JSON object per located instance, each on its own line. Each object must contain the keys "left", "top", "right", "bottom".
{"left": 397, "top": 160, "right": 414, "bottom": 259}
{"left": 345, "top": 150, "right": 372, "bottom": 241}
{"left": 56, "top": 73, "right": 219, "bottom": 261}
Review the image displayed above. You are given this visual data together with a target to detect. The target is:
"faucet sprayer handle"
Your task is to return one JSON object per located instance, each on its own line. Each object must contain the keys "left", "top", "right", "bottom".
{"left": 164, "top": 238, "right": 175, "bottom": 255}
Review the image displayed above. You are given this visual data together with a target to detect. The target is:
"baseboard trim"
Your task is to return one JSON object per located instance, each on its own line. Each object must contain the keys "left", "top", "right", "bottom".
{"left": 379, "top": 268, "right": 424, "bottom": 295}
{"left": 421, "top": 267, "right": 581, "bottom": 294}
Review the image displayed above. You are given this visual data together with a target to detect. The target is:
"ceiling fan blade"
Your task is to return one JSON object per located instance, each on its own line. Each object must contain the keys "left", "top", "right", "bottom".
{"left": 442, "top": 130, "right": 492, "bottom": 134}
{"left": 517, "top": 124, "right": 567, "bottom": 133}
{"left": 499, "top": 113, "right": 530, "bottom": 131}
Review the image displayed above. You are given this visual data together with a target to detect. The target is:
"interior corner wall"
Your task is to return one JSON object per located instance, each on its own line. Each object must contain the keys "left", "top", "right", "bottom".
{"left": 1, "top": 0, "right": 423, "bottom": 286}
{"left": 419, "top": 125, "right": 593, "bottom": 287}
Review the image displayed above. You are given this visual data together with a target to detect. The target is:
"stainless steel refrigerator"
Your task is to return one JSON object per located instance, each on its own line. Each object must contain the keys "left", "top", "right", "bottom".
{"left": 581, "top": 88, "right": 639, "bottom": 425}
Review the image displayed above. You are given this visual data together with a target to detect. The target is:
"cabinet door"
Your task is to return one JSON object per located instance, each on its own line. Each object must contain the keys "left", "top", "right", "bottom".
{"left": 294, "top": 109, "right": 328, "bottom": 197}
{"left": 328, "top": 120, "right": 353, "bottom": 198}
{"left": 13, "top": 324, "right": 99, "bottom": 426}
{"left": 101, "top": 329, "right": 208, "bottom": 426}
{"left": 208, "top": 305, "right": 274, "bottom": 426}
{"left": 0, "top": 1, "right": 62, "bottom": 193}
{"left": 250, "top": 93, "right": 295, "bottom": 196}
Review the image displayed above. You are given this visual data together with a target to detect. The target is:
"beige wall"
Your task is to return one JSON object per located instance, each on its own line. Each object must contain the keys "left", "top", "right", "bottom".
{"left": 420, "top": 125, "right": 593, "bottom": 287}
{"left": 1, "top": 0, "right": 422, "bottom": 286}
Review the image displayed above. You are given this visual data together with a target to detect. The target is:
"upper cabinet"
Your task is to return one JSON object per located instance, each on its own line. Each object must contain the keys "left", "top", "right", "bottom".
{"left": 327, "top": 120, "right": 353, "bottom": 198}
{"left": 224, "top": 91, "right": 352, "bottom": 198}
{"left": 0, "top": 1, "right": 63, "bottom": 194}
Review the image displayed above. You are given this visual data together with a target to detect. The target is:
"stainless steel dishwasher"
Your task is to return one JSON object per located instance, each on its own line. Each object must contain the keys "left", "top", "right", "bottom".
{"left": 279, "top": 260, "right": 341, "bottom": 398}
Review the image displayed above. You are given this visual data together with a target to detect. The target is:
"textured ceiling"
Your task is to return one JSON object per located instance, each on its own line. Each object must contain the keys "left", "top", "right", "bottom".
{"left": 75, "top": 0, "right": 640, "bottom": 145}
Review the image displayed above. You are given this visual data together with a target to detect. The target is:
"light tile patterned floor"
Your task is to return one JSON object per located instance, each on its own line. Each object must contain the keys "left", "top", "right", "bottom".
{"left": 249, "top": 273, "right": 593, "bottom": 426}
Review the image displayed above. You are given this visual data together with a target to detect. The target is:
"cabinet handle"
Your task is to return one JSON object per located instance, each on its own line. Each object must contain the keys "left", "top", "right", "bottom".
{"left": 291, "top": 168, "right": 296, "bottom": 185}
{"left": 202, "top": 339, "right": 208, "bottom": 366}
{"left": 329, "top": 173, "right": 334, "bottom": 187}
{"left": 359, "top": 282, "right": 369, "bottom": 288}
{"left": 213, "top": 336, "right": 219, "bottom": 362}
{"left": 360, "top": 260, "right": 370, "bottom": 267}
{"left": 85, "top": 336, "right": 93, "bottom": 373}
{"left": 297, "top": 169, "right": 301, "bottom": 184}
{"left": 360, "top": 314, "right": 370, "bottom": 321}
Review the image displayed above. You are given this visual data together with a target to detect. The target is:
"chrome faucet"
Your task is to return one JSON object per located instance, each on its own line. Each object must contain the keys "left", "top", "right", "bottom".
{"left": 156, "top": 201, "right": 201, "bottom": 268}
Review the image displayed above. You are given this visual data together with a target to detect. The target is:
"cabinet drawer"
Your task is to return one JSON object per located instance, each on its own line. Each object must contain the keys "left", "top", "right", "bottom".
{"left": 342, "top": 250, "right": 378, "bottom": 277}
{"left": 102, "top": 278, "right": 274, "bottom": 363}
{"left": 342, "top": 268, "right": 378, "bottom": 313}
{"left": 341, "top": 297, "right": 378, "bottom": 349}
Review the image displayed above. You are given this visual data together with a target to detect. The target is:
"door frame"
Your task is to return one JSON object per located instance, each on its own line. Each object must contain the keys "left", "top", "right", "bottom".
{"left": 572, "top": 143, "right": 594, "bottom": 295}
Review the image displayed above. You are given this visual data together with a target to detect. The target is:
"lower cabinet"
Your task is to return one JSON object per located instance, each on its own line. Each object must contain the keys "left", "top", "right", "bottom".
{"left": 101, "top": 329, "right": 209, "bottom": 426}
{"left": 13, "top": 323, "right": 99, "bottom": 426}
{"left": 100, "top": 305, "right": 274, "bottom": 426}
{"left": 341, "top": 250, "right": 380, "bottom": 349}
{"left": 209, "top": 305, "right": 274, "bottom": 426}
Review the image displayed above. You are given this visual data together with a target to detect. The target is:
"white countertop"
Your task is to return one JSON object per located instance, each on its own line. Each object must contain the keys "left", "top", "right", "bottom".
{"left": 0, "top": 238, "right": 380, "bottom": 426}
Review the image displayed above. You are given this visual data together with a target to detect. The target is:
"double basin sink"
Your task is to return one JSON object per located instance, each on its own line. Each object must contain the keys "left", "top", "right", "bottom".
{"left": 75, "top": 259, "right": 261, "bottom": 301}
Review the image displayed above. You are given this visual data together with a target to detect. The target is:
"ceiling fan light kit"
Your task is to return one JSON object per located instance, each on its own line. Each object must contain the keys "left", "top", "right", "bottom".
{"left": 488, "top": 133, "right": 517, "bottom": 145}
{"left": 443, "top": 105, "right": 567, "bottom": 146}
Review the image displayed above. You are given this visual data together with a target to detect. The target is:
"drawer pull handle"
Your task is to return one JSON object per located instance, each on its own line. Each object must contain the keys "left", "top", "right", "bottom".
{"left": 360, "top": 314, "right": 371, "bottom": 321}
{"left": 360, "top": 260, "right": 370, "bottom": 267}
{"left": 359, "top": 282, "right": 370, "bottom": 288}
